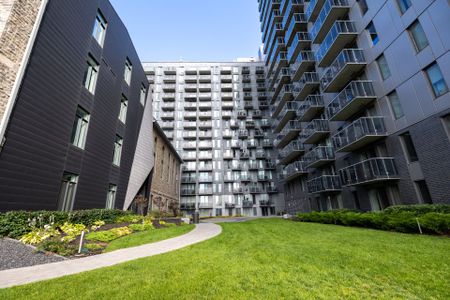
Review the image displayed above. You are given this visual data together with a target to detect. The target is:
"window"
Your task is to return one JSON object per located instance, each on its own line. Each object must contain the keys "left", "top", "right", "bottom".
{"left": 57, "top": 173, "right": 78, "bottom": 212}
{"left": 408, "top": 21, "right": 429, "bottom": 52}
{"left": 388, "top": 91, "right": 404, "bottom": 119}
{"left": 84, "top": 55, "right": 99, "bottom": 94}
{"left": 425, "top": 63, "right": 449, "bottom": 98}
{"left": 106, "top": 184, "right": 117, "bottom": 209}
{"left": 442, "top": 115, "right": 450, "bottom": 141}
{"left": 119, "top": 95, "right": 128, "bottom": 124}
{"left": 366, "top": 22, "right": 379, "bottom": 46}
{"left": 376, "top": 54, "right": 391, "bottom": 80}
{"left": 357, "top": 0, "right": 368, "bottom": 15}
{"left": 415, "top": 180, "right": 433, "bottom": 204}
{"left": 113, "top": 135, "right": 123, "bottom": 166}
{"left": 140, "top": 85, "right": 147, "bottom": 106}
{"left": 400, "top": 132, "right": 418, "bottom": 162}
{"left": 92, "top": 10, "right": 107, "bottom": 46}
{"left": 124, "top": 58, "right": 132, "bottom": 85}
{"left": 71, "top": 106, "right": 90, "bottom": 149}
{"left": 396, "top": 0, "right": 412, "bottom": 14}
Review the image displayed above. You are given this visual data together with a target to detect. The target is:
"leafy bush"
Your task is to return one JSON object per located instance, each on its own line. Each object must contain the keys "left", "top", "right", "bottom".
{"left": 116, "top": 214, "right": 144, "bottom": 224}
{"left": 297, "top": 206, "right": 450, "bottom": 235}
{"left": 85, "top": 226, "right": 133, "bottom": 242}
{"left": 384, "top": 204, "right": 450, "bottom": 215}
{"left": 85, "top": 243, "right": 104, "bottom": 251}
{"left": 19, "top": 226, "right": 60, "bottom": 245}
{"left": 60, "top": 222, "right": 87, "bottom": 243}
{"left": 0, "top": 209, "right": 131, "bottom": 238}
{"left": 129, "top": 223, "right": 154, "bottom": 232}
{"left": 37, "top": 238, "right": 78, "bottom": 256}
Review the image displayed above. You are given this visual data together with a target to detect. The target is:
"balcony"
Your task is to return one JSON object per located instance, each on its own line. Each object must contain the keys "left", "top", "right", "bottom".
{"left": 198, "top": 102, "right": 212, "bottom": 110}
{"left": 199, "top": 202, "right": 214, "bottom": 209}
{"left": 274, "top": 101, "right": 299, "bottom": 133}
{"left": 162, "top": 93, "right": 175, "bottom": 101}
{"left": 261, "top": 118, "right": 271, "bottom": 128}
{"left": 198, "top": 75, "right": 211, "bottom": 83}
{"left": 184, "top": 111, "right": 197, "bottom": 120}
{"left": 182, "top": 165, "right": 196, "bottom": 172}
{"left": 237, "top": 110, "right": 247, "bottom": 119}
{"left": 163, "top": 75, "right": 176, "bottom": 83}
{"left": 327, "top": 81, "right": 377, "bottom": 121}
{"left": 283, "top": 161, "right": 308, "bottom": 181}
{"left": 222, "top": 111, "right": 233, "bottom": 119}
{"left": 271, "top": 68, "right": 292, "bottom": 96}
{"left": 247, "top": 185, "right": 264, "bottom": 194}
{"left": 182, "top": 141, "right": 196, "bottom": 150}
{"left": 182, "top": 153, "right": 197, "bottom": 161}
{"left": 267, "top": 186, "right": 278, "bottom": 194}
{"left": 198, "top": 93, "right": 212, "bottom": 101}
{"left": 184, "top": 103, "right": 197, "bottom": 111}
{"left": 225, "top": 202, "right": 236, "bottom": 209}
{"left": 315, "top": 21, "right": 358, "bottom": 67}
{"left": 287, "top": 32, "right": 311, "bottom": 62}
{"left": 321, "top": 49, "right": 367, "bottom": 93}
{"left": 307, "top": 175, "right": 341, "bottom": 193}
{"left": 184, "top": 75, "right": 197, "bottom": 83}
{"left": 180, "top": 203, "right": 196, "bottom": 210}
{"left": 300, "top": 119, "right": 330, "bottom": 144}
{"left": 238, "top": 130, "right": 249, "bottom": 139}
{"left": 293, "top": 72, "right": 320, "bottom": 101}
{"left": 198, "top": 131, "right": 212, "bottom": 139}
{"left": 284, "top": 13, "right": 308, "bottom": 46}
{"left": 256, "top": 150, "right": 267, "bottom": 159}
{"left": 223, "top": 150, "right": 234, "bottom": 160}
{"left": 221, "top": 83, "right": 233, "bottom": 92}
{"left": 198, "top": 165, "right": 213, "bottom": 171}
{"left": 161, "top": 122, "right": 174, "bottom": 129}
{"left": 240, "top": 151, "right": 250, "bottom": 160}
{"left": 161, "top": 112, "right": 174, "bottom": 120}
{"left": 181, "top": 189, "right": 196, "bottom": 196}
{"left": 274, "top": 120, "right": 302, "bottom": 148}
{"left": 306, "top": 0, "right": 325, "bottom": 22}
{"left": 198, "top": 111, "right": 212, "bottom": 119}
{"left": 278, "top": 140, "right": 305, "bottom": 165}
{"left": 198, "top": 176, "right": 213, "bottom": 183}
{"left": 198, "top": 141, "right": 213, "bottom": 149}
{"left": 184, "top": 84, "right": 197, "bottom": 92}
{"left": 269, "top": 51, "right": 288, "bottom": 77}
{"left": 291, "top": 51, "right": 315, "bottom": 80}
{"left": 240, "top": 174, "right": 252, "bottom": 181}
{"left": 182, "top": 131, "right": 196, "bottom": 140}
{"left": 242, "top": 200, "right": 254, "bottom": 208}
{"left": 181, "top": 177, "right": 197, "bottom": 184}
{"left": 297, "top": 95, "right": 325, "bottom": 122}
{"left": 311, "top": 0, "right": 350, "bottom": 44}
{"left": 223, "top": 130, "right": 233, "bottom": 139}
{"left": 333, "top": 117, "right": 388, "bottom": 152}
{"left": 222, "top": 92, "right": 233, "bottom": 100}
{"left": 304, "top": 146, "right": 335, "bottom": 168}
{"left": 272, "top": 84, "right": 294, "bottom": 116}
{"left": 246, "top": 120, "right": 255, "bottom": 129}
{"left": 199, "top": 188, "right": 213, "bottom": 195}
{"left": 252, "top": 110, "right": 263, "bottom": 118}
{"left": 233, "top": 187, "right": 244, "bottom": 194}
{"left": 339, "top": 158, "right": 399, "bottom": 186}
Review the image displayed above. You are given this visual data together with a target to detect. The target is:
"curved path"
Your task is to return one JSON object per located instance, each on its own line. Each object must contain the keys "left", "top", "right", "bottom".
{"left": 0, "top": 223, "right": 222, "bottom": 289}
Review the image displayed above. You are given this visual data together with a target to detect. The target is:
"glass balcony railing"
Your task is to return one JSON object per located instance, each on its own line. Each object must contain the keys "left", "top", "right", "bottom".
{"left": 291, "top": 51, "right": 315, "bottom": 78}
{"left": 278, "top": 139, "right": 305, "bottom": 163}
{"left": 333, "top": 117, "right": 387, "bottom": 152}
{"left": 307, "top": 175, "right": 341, "bottom": 193}
{"left": 285, "top": 13, "right": 307, "bottom": 42}
{"left": 315, "top": 21, "right": 357, "bottom": 66}
{"left": 310, "top": 0, "right": 350, "bottom": 43}
{"left": 320, "top": 49, "right": 366, "bottom": 92}
{"left": 287, "top": 32, "right": 310, "bottom": 62}
{"left": 293, "top": 72, "right": 320, "bottom": 100}
{"left": 284, "top": 161, "right": 308, "bottom": 180}
{"left": 274, "top": 120, "right": 302, "bottom": 148}
{"left": 339, "top": 158, "right": 399, "bottom": 186}
{"left": 274, "top": 101, "right": 299, "bottom": 131}
{"left": 305, "top": 0, "right": 325, "bottom": 22}
{"left": 326, "top": 81, "right": 377, "bottom": 121}
{"left": 300, "top": 119, "right": 330, "bottom": 144}
{"left": 304, "top": 145, "right": 335, "bottom": 168}
{"left": 297, "top": 94, "right": 324, "bottom": 122}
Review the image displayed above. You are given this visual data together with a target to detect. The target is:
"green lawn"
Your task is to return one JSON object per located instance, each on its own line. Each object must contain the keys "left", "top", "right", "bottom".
{"left": 1, "top": 219, "right": 449, "bottom": 299}
{"left": 105, "top": 224, "right": 195, "bottom": 252}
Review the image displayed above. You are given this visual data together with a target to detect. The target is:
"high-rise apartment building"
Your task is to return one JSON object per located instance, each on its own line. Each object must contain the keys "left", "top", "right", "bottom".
{"left": 259, "top": 0, "right": 450, "bottom": 214}
{"left": 143, "top": 62, "right": 283, "bottom": 217}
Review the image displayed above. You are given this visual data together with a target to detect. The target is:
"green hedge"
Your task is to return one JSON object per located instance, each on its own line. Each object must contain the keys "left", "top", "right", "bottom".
{"left": 0, "top": 209, "right": 132, "bottom": 239}
{"left": 296, "top": 205, "right": 450, "bottom": 235}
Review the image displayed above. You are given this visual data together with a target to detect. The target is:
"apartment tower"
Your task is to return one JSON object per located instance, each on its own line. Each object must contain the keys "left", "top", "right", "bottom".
{"left": 144, "top": 62, "right": 282, "bottom": 217}
{"left": 259, "top": 0, "right": 450, "bottom": 213}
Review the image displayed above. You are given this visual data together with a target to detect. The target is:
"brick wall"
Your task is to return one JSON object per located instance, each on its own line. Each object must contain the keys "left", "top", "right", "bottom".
{"left": 151, "top": 127, "right": 182, "bottom": 212}
{"left": 0, "top": 0, "right": 44, "bottom": 125}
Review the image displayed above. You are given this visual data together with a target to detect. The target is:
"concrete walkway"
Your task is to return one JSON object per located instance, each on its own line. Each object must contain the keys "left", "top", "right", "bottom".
{"left": 0, "top": 223, "right": 221, "bottom": 289}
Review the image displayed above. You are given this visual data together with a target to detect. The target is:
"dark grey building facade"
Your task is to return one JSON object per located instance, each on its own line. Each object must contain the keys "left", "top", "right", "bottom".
{"left": 0, "top": 0, "right": 153, "bottom": 212}
{"left": 259, "top": 0, "right": 450, "bottom": 214}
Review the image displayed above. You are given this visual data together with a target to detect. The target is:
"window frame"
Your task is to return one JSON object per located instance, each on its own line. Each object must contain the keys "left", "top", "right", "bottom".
{"left": 387, "top": 90, "right": 404, "bottom": 120}
{"left": 396, "top": 0, "right": 412, "bottom": 15}
{"left": 57, "top": 173, "right": 79, "bottom": 212}
{"left": 376, "top": 54, "right": 391, "bottom": 81}
{"left": 113, "top": 135, "right": 123, "bottom": 166}
{"left": 366, "top": 21, "right": 379, "bottom": 46}
{"left": 140, "top": 84, "right": 147, "bottom": 106}
{"left": 106, "top": 184, "right": 117, "bottom": 209}
{"left": 92, "top": 10, "right": 107, "bottom": 47}
{"left": 400, "top": 132, "right": 419, "bottom": 163}
{"left": 124, "top": 58, "right": 133, "bottom": 85}
{"left": 424, "top": 62, "right": 449, "bottom": 98}
{"left": 408, "top": 20, "right": 429, "bottom": 53}
{"left": 84, "top": 54, "right": 99, "bottom": 94}
{"left": 118, "top": 94, "right": 128, "bottom": 124}
{"left": 71, "top": 106, "right": 90, "bottom": 149}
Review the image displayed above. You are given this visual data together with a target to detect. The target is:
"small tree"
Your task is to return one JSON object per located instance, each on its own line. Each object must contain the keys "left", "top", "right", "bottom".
{"left": 168, "top": 200, "right": 179, "bottom": 217}
{"left": 135, "top": 195, "right": 148, "bottom": 216}
{"left": 153, "top": 196, "right": 169, "bottom": 220}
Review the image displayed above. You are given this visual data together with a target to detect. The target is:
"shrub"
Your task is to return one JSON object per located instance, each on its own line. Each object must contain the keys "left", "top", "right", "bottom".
{"left": 85, "top": 226, "right": 132, "bottom": 242}
{"left": 60, "top": 222, "right": 87, "bottom": 243}
{"left": 297, "top": 206, "right": 450, "bottom": 235}
{"left": 116, "top": 214, "right": 144, "bottom": 224}
{"left": 384, "top": 204, "right": 450, "bottom": 215}
{"left": 20, "top": 226, "right": 60, "bottom": 245}
{"left": 85, "top": 243, "right": 104, "bottom": 251}
{"left": 129, "top": 223, "right": 154, "bottom": 232}
{"left": 0, "top": 209, "right": 131, "bottom": 238}
{"left": 37, "top": 238, "right": 78, "bottom": 256}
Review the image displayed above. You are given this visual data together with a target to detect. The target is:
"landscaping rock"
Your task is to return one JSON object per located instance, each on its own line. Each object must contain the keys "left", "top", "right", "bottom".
{"left": 0, "top": 238, "right": 65, "bottom": 271}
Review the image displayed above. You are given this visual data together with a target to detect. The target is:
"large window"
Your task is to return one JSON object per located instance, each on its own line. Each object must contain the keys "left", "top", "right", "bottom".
{"left": 92, "top": 10, "right": 107, "bottom": 46}
{"left": 376, "top": 54, "right": 391, "bottom": 80}
{"left": 415, "top": 180, "right": 433, "bottom": 204}
{"left": 366, "top": 22, "right": 379, "bottom": 46}
{"left": 113, "top": 135, "right": 123, "bottom": 166}
{"left": 106, "top": 184, "right": 117, "bottom": 209}
{"left": 401, "top": 132, "right": 419, "bottom": 162}
{"left": 84, "top": 54, "right": 99, "bottom": 94}
{"left": 57, "top": 173, "right": 78, "bottom": 212}
{"left": 124, "top": 58, "right": 132, "bottom": 85}
{"left": 140, "top": 85, "right": 147, "bottom": 106}
{"left": 425, "top": 63, "right": 449, "bottom": 98}
{"left": 71, "top": 106, "right": 90, "bottom": 149}
{"left": 119, "top": 95, "right": 128, "bottom": 124}
{"left": 387, "top": 91, "right": 404, "bottom": 119}
{"left": 396, "top": 0, "right": 412, "bottom": 14}
{"left": 408, "top": 20, "right": 429, "bottom": 52}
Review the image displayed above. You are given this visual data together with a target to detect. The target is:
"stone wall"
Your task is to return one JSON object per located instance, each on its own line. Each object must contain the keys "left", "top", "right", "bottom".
{"left": 151, "top": 125, "right": 182, "bottom": 213}
{"left": 0, "top": 0, "right": 44, "bottom": 128}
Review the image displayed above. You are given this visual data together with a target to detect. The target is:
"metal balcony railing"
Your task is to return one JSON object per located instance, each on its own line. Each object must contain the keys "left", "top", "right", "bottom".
{"left": 297, "top": 94, "right": 324, "bottom": 121}
{"left": 310, "top": 0, "right": 350, "bottom": 43}
{"left": 284, "top": 161, "right": 308, "bottom": 180}
{"left": 300, "top": 119, "right": 330, "bottom": 144}
{"left": 304, "top": 145, "right": 335, "bottom": 168}
{"left": 307, "top": 175, "right": 341, "bottom": 193}
{"left": 339, "top": 158, "right": 399, "bottom": 186}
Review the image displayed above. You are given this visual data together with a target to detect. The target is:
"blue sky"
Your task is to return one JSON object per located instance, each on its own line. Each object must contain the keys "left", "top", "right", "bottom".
{"left": 110, "top": 0, "right": 262, "bottom": 62}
